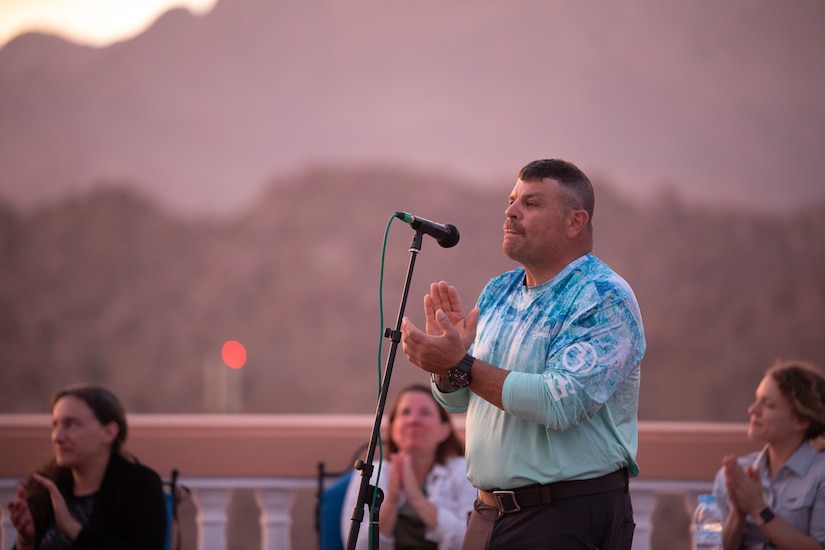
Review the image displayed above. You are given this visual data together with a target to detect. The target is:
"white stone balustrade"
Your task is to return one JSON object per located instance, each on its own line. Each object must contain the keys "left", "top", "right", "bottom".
{"left": 0, "top": 415, "right": 755, "bottom": 549}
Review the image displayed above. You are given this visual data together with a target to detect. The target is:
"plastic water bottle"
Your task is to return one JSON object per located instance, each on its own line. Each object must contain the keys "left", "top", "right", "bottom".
{"left": 692, "top": 494, "right": 723, "bottom": 550}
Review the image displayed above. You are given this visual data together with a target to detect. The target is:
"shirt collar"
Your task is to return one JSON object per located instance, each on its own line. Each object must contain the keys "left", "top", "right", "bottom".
{"left": 785, "top": 440, "right": 818, "bottom": 476}
{"left": 753, "top": 441, "right": 818, "bottom": 477}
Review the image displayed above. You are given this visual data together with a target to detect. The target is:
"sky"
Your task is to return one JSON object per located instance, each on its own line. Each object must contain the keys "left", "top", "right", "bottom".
{"left": 0, "top": 0, "right": 823, "bottom": 215}
{"left": 0, "top": 0, "right": 216, "bottom": 48}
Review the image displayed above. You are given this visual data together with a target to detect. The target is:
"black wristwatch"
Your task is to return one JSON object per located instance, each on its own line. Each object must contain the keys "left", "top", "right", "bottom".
{"left": 447, "top": 354, "right": 474, "bottom": 389}
{"left": 758, "top": 506, "right": 775, "bottom": 526}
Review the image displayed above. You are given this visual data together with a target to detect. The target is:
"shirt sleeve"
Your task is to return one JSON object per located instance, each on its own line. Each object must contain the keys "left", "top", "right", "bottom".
{"left": 423, "top": 458, "right": 476, "bottom": 549}
{"left": 431, "top": 380, "right": 471, "bottom": 413}
{"left": 810, "top": 470, "right": 825, "bottom": 544}
{"left": 502, "top": 293, "right": 644, "bottom": 430}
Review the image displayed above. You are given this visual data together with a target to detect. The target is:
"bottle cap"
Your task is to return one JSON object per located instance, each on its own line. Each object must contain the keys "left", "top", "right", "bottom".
{"left": 698, "top": 494, "right": 716, "bottom": 504}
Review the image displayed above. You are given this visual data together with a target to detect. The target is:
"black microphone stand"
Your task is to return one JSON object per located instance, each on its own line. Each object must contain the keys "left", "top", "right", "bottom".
{"left": 345, "top": 230, "right": 425, "bottom": 550}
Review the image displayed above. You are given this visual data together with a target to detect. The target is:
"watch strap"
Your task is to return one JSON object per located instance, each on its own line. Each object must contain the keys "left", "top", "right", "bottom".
{"left": 431, "top": 373, "right": 455, "bottom": 393}
{"left": 453, "top": 353, "right": 474, "bottom": 373}
{"left": 758, "top": 506, "right": 775, "bottom": 525}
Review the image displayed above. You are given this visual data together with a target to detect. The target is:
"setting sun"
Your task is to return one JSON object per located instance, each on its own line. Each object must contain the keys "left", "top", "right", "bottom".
{"left": 221, "top": 340, "right": 247, "bottom": 370}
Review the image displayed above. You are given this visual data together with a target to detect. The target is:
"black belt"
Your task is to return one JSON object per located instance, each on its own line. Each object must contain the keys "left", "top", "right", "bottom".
{"left": 477, "top": 468, "right": 629, "bottom": 514}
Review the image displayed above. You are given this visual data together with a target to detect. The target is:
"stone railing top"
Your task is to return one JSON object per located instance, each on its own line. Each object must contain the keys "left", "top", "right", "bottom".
{"left": 0, "top": 414, "right": 758, "bottom": 482}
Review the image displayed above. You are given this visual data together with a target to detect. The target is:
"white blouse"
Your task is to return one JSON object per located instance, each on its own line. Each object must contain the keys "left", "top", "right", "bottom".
{"left": 340, "top": 455, "right": 477, "bottom": 550}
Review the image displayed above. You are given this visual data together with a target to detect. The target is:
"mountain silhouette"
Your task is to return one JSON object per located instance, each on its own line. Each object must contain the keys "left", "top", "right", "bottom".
{"left": 2, "top": 166, "right": 823, "bottom": 420}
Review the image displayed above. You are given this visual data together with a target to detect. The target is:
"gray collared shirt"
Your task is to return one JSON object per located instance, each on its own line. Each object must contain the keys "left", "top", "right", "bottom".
{"left": 713, "top": 441, "right": 825, "bottom": 549}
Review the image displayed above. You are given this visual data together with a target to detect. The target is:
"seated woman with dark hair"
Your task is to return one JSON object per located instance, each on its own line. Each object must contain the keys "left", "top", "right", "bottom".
{"left": 7, "top": 384, "right": 167, "bottom": 550}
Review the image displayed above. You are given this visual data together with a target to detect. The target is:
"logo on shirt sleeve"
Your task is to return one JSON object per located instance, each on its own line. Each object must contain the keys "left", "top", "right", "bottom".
{"left": 547, "top": 372, "right": 576, "bottom": 401}
{"left": 562, "top": 342, "right": 597, "bottom": 374}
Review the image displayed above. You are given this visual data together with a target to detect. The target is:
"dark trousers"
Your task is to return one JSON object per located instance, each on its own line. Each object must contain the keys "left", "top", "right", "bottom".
{"left": 461, "top": 486, "right": 635, "bottom": 550}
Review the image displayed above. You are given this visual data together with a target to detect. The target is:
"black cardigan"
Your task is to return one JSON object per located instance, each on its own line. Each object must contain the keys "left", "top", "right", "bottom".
{"left": 25, "top": 453, "right": 167, "bottom": 550}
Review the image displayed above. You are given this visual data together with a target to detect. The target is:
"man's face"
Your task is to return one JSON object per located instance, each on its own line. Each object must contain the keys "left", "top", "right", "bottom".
{"left": 503, "top": 177, "right": 570, "bottom": 269}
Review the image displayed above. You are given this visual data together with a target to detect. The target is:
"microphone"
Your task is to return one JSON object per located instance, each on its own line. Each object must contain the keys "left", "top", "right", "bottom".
{"left": 394, "top": 212, "right": 460, "bottom": 248}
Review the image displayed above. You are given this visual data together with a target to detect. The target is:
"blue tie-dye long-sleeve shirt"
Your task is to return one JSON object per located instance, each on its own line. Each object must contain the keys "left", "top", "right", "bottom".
{"left": 434, "top": 253, "right": 646, "bottom": 490}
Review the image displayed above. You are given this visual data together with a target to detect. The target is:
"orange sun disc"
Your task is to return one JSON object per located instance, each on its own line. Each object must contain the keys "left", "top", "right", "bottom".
{"left": 221, "top": 340, "right": 247, "bottom": 369}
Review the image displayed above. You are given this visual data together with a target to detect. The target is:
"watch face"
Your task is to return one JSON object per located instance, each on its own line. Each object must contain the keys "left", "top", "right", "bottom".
{"left": 759, "top": 507, "right": 775, "bottom": 524}
{"left": 448, "top": 367, "right": 470, "bottom": 388}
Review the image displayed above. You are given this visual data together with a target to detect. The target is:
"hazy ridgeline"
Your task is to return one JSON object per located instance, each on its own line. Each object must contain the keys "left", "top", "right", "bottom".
{"left": 1, "top": 164, "right": 824, "bottom": 420}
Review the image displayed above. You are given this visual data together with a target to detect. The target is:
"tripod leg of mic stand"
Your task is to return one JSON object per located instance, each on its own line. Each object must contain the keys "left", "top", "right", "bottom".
{"left": 346, "top": 479, "right": 384, "bottom": 549}
{"left": 368, "top": 487, "right": 383, "bottom": 548}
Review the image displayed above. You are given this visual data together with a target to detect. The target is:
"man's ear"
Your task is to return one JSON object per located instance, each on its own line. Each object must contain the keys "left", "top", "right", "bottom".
{"left": 567, "top": 209, "right": 590, "bottom": 236}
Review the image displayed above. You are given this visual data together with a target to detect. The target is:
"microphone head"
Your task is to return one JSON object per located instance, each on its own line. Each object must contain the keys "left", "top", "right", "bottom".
{"left": 438, "top": 224, "right": 460, "bottom": 248}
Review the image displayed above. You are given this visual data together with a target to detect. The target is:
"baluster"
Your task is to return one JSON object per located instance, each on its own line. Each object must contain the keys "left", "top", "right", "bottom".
{"left": 192, "top": 485, "right": 233, "bottom": 550}
{"left": 255, "top": 487, "right": 295, "bottom": 550}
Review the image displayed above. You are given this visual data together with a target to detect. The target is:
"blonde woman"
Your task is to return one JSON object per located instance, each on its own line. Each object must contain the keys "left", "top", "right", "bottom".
{"left": 713, "top": 360, "right": 825, "bottom": 550}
